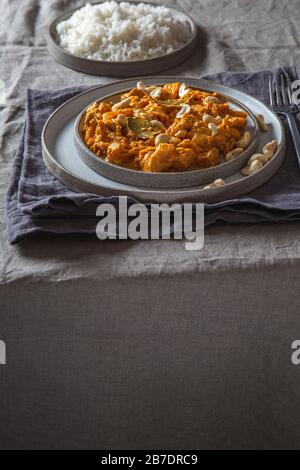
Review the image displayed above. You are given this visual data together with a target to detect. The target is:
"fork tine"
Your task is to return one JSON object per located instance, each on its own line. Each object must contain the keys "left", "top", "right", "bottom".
{"left": 285, "top": 74, "right": 294, "bottom": 105}
{"left": 280, "top": 74, "right": 288, "bottom": 106}
{"left": 269, "top": 76, "right": 275, "bottom": 107}
{"left": 275, "top": 77, "right": 282, "bottom": 106}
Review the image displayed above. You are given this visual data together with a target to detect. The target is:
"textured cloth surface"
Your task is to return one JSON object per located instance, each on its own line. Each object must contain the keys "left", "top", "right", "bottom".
{"left": 1, "top": 0, "right": 300, "bottom": 450}
{"left": 6, "top": 66, "right": 300, "bottom": 244}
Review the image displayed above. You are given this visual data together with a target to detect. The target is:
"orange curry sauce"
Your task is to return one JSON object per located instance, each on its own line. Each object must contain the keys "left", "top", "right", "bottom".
{"left": 81, "top": 82, "right": 248, "bottom": 172}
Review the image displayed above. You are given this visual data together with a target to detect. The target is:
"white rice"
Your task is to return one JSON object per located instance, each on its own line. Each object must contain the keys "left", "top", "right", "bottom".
{"left": 56, "top": 1, "right": 191, "bottom": 62}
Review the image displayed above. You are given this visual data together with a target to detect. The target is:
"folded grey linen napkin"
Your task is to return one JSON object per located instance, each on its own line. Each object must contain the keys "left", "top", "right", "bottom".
{"left": 6, "top": 66, "right": 300, "bottom": 244}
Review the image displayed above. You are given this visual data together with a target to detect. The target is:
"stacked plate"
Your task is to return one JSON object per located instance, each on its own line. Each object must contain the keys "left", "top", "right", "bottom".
{"left": 42, "top": 77, "right": 285, "bottom": 203}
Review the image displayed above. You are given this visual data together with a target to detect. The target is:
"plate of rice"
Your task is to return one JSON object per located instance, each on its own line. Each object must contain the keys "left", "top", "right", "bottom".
{"left": 47, "top": 1, "right": 198, "bottom": 76}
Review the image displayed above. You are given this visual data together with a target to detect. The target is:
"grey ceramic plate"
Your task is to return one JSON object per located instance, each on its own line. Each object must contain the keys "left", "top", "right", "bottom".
{"left": 42, "top": 77, "right": 286, "bottom": 204}
{"left": 47, "top": 1, "right": 198, "bottom": 77}
{"left": 74, "top": 87, "right": 259, "bottom": 189}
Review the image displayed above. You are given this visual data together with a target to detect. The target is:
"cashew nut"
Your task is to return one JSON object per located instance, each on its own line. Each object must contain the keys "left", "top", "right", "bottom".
{"left": 150, "top": 120, "right": 166, "bottom": 131}
{"left": 208, "top": 122, "right": 218, "bottom": 136}
{"left": 241, "top": 159, "right": 263, "bottom": 176}
{"left": 137, "top": 81, "right": 146, "bottom": 91}
{"left": 155, "top": 133, "right": 171, "bottom": 146}
{"left": 175, "top": 129, "right": 188, "bottom": 138}
{"left": 244, "top": 140, "right": 278, "bottom": 168}
{"left": 247, "top": 153, "right": 270, "bottom": 165}
{"left": 256, "top": 114, "right": 269, "bottom": 132}
{"left": 176, "top": 104, "right": 191, "bottom": 118}
{"left": 178, "top": 83, "right": 189, "bottom": 98}
{"left": 202, "top": 113, "right": 222, "bottom": 125}
{"left": 202, "top": 113, "right": 215, "bottom": 124}
{"left": 204, "top": 178, "right": 225, "bottom": 189}
{"left": 112, "top": 97, "right": 131, "bottom": 111}
{"left": 116, "top": 114, "right": 127, "bottom": 126}
{"left": 262, "top": 140, "right": 278, "bottom": 156}
{"left": 204, "top": 95, "right": 220, "bottom": 104}
{"left": 225, "top": 147, "right": 244, "bottom": 161}
{"left": 204, "top": 180, "right": 225, "bottom": 190}
{"left": 150, "top": 88, "right": 162, "bottom": 99}
{"left": 237, "top": 131, "right": 251, "bottom": 149}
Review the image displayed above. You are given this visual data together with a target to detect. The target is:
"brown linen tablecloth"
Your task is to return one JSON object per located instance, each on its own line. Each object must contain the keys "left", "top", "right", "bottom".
{"left": 1, "top": 0, "right": 300, "bottom": 450}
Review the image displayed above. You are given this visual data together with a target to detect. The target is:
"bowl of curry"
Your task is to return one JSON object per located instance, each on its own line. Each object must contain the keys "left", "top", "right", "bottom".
{"left": 74, "top": 81, "right": 259, "bottom": 188}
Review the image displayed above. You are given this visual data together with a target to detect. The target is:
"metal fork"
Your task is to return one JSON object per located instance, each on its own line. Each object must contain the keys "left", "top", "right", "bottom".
{"left": 269, "top": 74, "right": 300, "bottom": 167}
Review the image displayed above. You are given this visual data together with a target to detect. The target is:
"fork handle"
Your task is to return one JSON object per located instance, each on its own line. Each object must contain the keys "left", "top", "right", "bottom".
{"left": 286, "top": 113, "right": 300, "bottom": 168}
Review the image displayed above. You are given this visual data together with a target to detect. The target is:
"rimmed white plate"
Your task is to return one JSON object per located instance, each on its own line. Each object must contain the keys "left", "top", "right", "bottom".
{"left": 47, "top": 1, "right": 198, "bottom": 77}
{"left": 74, "top": 88, "right": 259, "bottom": 189}
{"left": 42, "top": 77, "right": 286, "bottom": 204}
